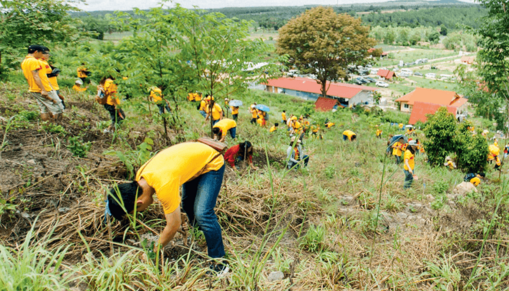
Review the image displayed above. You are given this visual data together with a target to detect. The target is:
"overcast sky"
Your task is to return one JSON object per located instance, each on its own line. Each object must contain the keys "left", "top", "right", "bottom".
{"left": 77, "top": 0, "right": 474, "bottom": 12}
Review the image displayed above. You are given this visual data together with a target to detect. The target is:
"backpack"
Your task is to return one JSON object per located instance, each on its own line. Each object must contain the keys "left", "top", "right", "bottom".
{"left": 464, "top": 173, "right": 476, "bottom": 182}
{"left": 197, "top": 137, "right": 228, "bottom": 154}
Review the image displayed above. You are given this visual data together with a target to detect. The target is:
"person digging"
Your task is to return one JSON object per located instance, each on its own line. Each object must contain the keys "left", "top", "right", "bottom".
{"left": 105, "top": 142, "right": 229, "bottom": 275}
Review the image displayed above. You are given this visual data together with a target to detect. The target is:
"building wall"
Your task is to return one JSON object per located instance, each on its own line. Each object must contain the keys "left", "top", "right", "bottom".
{"left": 349, "top": 91, "right": 374, "bottom": 106}
{"left": 400, "top": 102, "right": 412, "bottom": 112}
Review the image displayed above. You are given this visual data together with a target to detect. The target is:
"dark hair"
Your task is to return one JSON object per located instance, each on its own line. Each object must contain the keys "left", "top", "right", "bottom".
{"left": 205, "top": 94, "right": 211, "bottom": 98}
{"left": 82, "top": 62, "right": 86, "bottom": 65}
{"left": 99, "top": 77, "right": 108, "bottom": 85}
{"left": 283, "top": 110, "right": 286, "bottom": 112}
{"left": 107, "top": 182, "right": 141, "bottom": 220}
{"left": 239, "top": 141, "right": 253, "bottom": 157}
{"left": 351, "top": 135, "right": 357, "bottom": 141}
{"left": 212, "top": 127, "right": 221, "bottom": 135}
{"left": 28, "top": 45, "right": 45, "bottom": 54}
{"left": 275, "top": 123, "right": 279, "bottom": 126}
{"left": 42, "top": 46, "right": 50, "bottom": 53}
{"left": 408, "top": 145, "right": 416, "bottom": 154}
{"left": 479, "top": 173, "right": 486, "bottom": 178}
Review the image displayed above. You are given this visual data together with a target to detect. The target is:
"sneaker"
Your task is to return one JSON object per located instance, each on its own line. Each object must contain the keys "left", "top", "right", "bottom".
{"left": 208, "top": 263, "right": 230, "bottom": 277}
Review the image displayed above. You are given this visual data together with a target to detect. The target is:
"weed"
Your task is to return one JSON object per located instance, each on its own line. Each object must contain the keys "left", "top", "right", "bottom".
{"left": 42, "top": 122, "right": 67, "bottom": 135}
{"left": 67, "top": 136, "right": 92, "bottom": 158}
{"left": 299, "top": 225, "right": 326, "bottom": 253}
{"left": 433, "top": 180, "right": 449, "bottom": 194}
{"left": 383, "top": 194, "right": 404, "bottom": 212}
{"left": 430, "top": 194, "right": 447, "bottom": 210}
{"left": 325, "top": 165, "right": 335, "bottom": 179}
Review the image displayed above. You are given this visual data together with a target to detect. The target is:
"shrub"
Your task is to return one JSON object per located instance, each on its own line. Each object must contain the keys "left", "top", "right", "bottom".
{"left": 67, "top": 136, "right": 92, "bottom": 158}
{"left": 423, "top": 107, "right": 457, "bottom": 167}
{"left": 299, "top": 225, "right": 326, "bottom": 253}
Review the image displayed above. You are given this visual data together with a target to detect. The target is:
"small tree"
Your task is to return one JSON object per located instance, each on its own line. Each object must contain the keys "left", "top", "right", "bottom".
{"left": 423, "top": 107, "right": 457, "bottom": 167}
{"left": 277, "top": 6, "right": 376, "bottom": 98}
{"left": 454, "top": 122, "right": 489, "bottom": 173}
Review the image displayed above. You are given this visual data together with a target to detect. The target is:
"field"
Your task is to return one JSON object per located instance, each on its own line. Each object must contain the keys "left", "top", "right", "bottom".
{"left": 1, "top": 63, "right": 509, "bottom": 289}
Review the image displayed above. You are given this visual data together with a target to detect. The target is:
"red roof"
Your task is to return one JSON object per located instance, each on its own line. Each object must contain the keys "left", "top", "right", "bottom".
{"left": 377, "top": 69, "right": 395, "bottom": 79}
{"left": 395, "top": 87, "right": 467, "bottom": 107}
{"left": 409, "top": 101, "right": 458, "bottom": 124}
{"left": 265, "top": 77, "right": 377, "bottom": 99}
{"left": 315, "top": 97, "right": 338, "bottom": 111}
{"left": 381, "top": 52, "right": 389, "bottom": 56}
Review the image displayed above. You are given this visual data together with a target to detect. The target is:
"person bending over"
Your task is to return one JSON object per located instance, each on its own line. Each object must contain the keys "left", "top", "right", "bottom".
{"left": 224, "top": 141, "right": 258, "bottom": 171}
{"left": 212, "top": 118, "right": 237, "bottom": 142}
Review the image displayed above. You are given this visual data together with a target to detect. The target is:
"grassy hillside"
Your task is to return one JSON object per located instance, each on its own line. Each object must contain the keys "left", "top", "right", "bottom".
{"left": 1, "top": 69, "right": 508, "bottom": 289}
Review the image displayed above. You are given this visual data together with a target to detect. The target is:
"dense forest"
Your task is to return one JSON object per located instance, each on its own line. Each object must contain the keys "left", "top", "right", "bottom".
{"left": 73, "top": 1, "right": 483, "bottom": 38}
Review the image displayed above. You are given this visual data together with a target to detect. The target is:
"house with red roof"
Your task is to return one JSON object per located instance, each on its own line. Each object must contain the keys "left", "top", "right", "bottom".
{"left": 377, "top": 69, "right": 396, "bottom": 80}
{"left": 395, "top": 87, "right": 469, "bottom": 124}
{"left": 264, "top": 77, "right": 378, "bottom": 110}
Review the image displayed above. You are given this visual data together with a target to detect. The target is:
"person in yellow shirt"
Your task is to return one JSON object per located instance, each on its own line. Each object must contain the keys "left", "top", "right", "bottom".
{"left": 212, "top": 118, "right": 237, "bottom": 142}
{"left": 310, "top": 123, "right": 322, "bottom": 139}
{"left": 399, "top": 123, "right": 404, "bottom": 131}
{"left": 205, "top": 96, "right": 223, "bottom": 125}
{"left": 21, "top": 45, "right": 63, "bottom": 122}
{"left": 187, "top": 92, "right": 195, "bottom": 101}
{"left": 250, "top": 105, "right": 258, "bottom": 124}
{"left": 376, "top": 125, "right": 382, "bottom": 139}
{"left": 257, "top": 110, "right": 268, "bottom": 127}
{"left": 230, "top": 105, "right": 239, "bottom": 121}
{"left": 290, "top": 116, "right": 302, "bottom": 135}
{"left": 392, "top": 137, "right": 404, "bottom": 164}
{"left": 270, "top": 123, "right": 279, "bottom": 133}
{"left": 73, "top": 79, "right": 88, "bottom": 92}
{"left": 77, "top": 63, "right": 90, "bottom": 84}
{"left": 282, "top": 110, "right": 287, "bottom": 124}
{"left": 40, "top": 49, "right": 66, "bottom": 110}
{"left": 324, "top": 119, "right": 335, "bottom": 129}
{"left": 302, "top": 119, "right": 310, "bottom": 133}
{"left": 198, "top": 99, "right": 207, "bottom": 118}
{"left": 102, "top": 76, "right": 125, "bottom": 133}
{"left": 106, "top": 142, "right": 229, "bottom": 274}
{"left": 149, "top": 86, "right": 171, "bottom": 114}
{"left": 342, "top": 130, "right": 357, "bottom": 141}
{"left": 444, "top": 157, "right": 456, "bottom": 170}
{"left": 465, "top": 173, "right": 485, "bottom": 187}
{"left": 403, "top": 140, "right": 418, "bottom": 189}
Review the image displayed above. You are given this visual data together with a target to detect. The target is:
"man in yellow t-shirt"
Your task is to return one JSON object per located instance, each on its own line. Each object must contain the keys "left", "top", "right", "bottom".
{"left": 103, "top": 77, "right": 125, "bottom": 133}
{"left": 77, "top": 63, "right": 90, "bottom": 84}
{"left": 250, "top": 105, "right": 258, "bottom": 124}
{"left": 106, "top": 142, "right": 228, "bottom": 274}
{"left": 21, "top": 45, "right": 63, "bottom": 122}
{"left": 205, "top": 97, "right": 223, "bottom": 125}
{"left": 198, "top": 99, "right": 207, "bottom": 118}
{"left": 212, "top": 118, "right": 237, "bottom": 142}
{"left": 73, "top": 79, "right": 87, "bottom": 92}
{"left": 290, "top": 116, "right": 302, "bottom": 135}
{"left": 376, "top": 125, "right": 382, "bottom": 139}
{"left": 282, "top": 110, "right": 287, "bottom": 124}
{"left": 342, "top": 130, "right": 357, "bottom": 141}
{"left": 403, "top": 140, "right": 418, "bottom": 189}
{"left": 270, "top": 123, "right": 279, "bottom": 133}
{"left": 150, "top": 86, "right": 171, "bottom": 114}
{"left": 230, "top": 105, "right": 239, "bottom": 121}
{"left": 392, "top": 137, "right": 404, "bottom": 164}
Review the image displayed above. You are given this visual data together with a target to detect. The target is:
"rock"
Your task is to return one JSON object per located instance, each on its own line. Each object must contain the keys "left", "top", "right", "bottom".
{"left": 396, "top": 212, "right": 408, "bottom": 220}
{"left": 453, "top": 182, "right": 477, "bottom": 196}
{"left": 27, "top": 159, "right": 36, "bottom": 165}
{"left": 21, "top": 212, "right": 30, "bottom": 219}
{"left": 267, "top": 271, "right": 285, "bottom": 282}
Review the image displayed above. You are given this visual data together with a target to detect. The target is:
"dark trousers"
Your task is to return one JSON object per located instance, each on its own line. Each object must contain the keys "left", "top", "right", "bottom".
{"left": 250, "top": 118, "right": 257, "bottom": 124}
{"left": 157, "top": 103, "right": 171, "bottom": 114}
{"left": 394, "top": 155, "right": 401, "bottom": 164}
{"left": 404, "top": 170, "right": 414, "bottom": 189}
{"left": 182, "top": 164, "right": 226, "bottom": 258}
{"left": 232, "top": 114, "right": 238, "bottom": 121}
{"left": 104, "top": 104, "right": 125, "bottom": 126}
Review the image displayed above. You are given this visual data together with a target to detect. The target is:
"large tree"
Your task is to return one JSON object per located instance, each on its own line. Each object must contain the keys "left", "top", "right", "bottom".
{"left": 276, "top": 6, "right": 376, "bottom": 97}
{"left": 0, "top": 0, "right": 83, "bottom": 74}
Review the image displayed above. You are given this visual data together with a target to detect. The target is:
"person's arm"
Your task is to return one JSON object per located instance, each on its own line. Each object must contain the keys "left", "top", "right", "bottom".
{"left": 219, "top": 135, "right": 226, "bottom": 143}
{"left": 31, "top": 70, "right": 50, "bottom": 98}
{"left": 405, "top": 159, "right": 413, "bottom": 175}
{"left": 287, "top": 147, "right": 298, "bottom": 163}
{"left": 248, "top": 154, "right": 258, "bottom": 170}
{"left": 155, "top": 208, "right": 182, "bottom": 252}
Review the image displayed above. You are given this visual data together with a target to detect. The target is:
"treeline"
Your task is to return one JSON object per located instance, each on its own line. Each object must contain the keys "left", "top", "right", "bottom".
{"left": 360, "top": 6, "right": 486, "bottom": 30}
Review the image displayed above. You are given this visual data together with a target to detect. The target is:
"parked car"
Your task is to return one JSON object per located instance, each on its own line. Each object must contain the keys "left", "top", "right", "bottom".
{"left": 376, "top": 81, "right": 389, "bottom": 88}
{"left": 414, "top": 72, "right": 423, "bottom": 76}
{"left": 425, "top": 73, "right": 436, "bottom": 78}
{"left": 399, "top": 72, "right": 411, "bottom": 77}
{"left": 370, "top": 69, "right": 379, "bottom": 75}
{"left": 355, "top": 79, "right": 363, "bottom": 85}
{"left": 356, "top": 77, "right": 368, "bottom": 84}
{"left": 365, "top": 77, "right": 376, "bottom": 83}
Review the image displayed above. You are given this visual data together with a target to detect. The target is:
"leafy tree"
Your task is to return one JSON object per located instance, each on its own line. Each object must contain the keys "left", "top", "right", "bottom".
{"left": 440, "top": 24, "right": 448, "bottom": 36}
{"left": 423, "top": 107, "right": 457, "bottom": 167}
{"left": 474, "top": 0, "right": 509, "bottom": 134}
{"left": 277, "top": 6, "right": 376, "bottom": 97}
{"left": 453, "top": 122, "right": 488, "bottom": 172}
{"left": 385, "top": 29, "right": 396, "bottom": 44}
{"left": 0, "top": 0, "right": 83, "bottom": 73}
{"left": 428, "top": 31, "right": 440, "bottom": 44}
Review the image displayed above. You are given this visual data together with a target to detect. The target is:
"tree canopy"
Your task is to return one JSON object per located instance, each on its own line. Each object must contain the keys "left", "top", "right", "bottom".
{"left": 277, "top": 6, "right": 376, "bottom": 97}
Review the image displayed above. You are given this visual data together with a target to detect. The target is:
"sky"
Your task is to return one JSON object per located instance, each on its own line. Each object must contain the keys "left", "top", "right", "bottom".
{"left": 77, "top": 0, "right": 473, "bottom": 12}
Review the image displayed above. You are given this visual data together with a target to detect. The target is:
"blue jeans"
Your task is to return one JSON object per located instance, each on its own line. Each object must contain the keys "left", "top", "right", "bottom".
{"left": 288, "top": 155, "right": 309, "bottom": 169}
{"left": 229, "top": 127, "right": 237, "bottom": 139}
{"left": 199, "top": 110, "right": 207, "bottom": 118}
{"left": 212, "top": 119, "right": 219, "bottom": 126}
{"left": 404, "top": 170, "right": 414, "bottom": 189}
{"left": 182, "top": 164, "right": 225, "bottom": 258}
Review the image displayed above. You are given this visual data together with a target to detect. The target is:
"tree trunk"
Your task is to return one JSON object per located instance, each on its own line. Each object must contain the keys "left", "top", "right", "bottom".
{"left": 320, "top": 79, "right": 327, "bottom": 98}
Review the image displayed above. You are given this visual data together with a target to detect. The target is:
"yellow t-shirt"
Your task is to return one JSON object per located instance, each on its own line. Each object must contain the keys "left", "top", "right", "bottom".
{"left": 403, "top": 150, "right": 415, "bottom": 171}
{"left": 135, "top": 143, "right": 224, "bottom": 214}
{"left": 399, "top": 124, "right": 404, "bottom": 129}
{"left": 292, "top": 121, "right": 302, "bottom": 134}
{"left": 150, "top": 88, "right": 162, "bottom": 102}
{"left": 326, "top": 122, "right": 335, "bottom": 128}
{"left": 77, "top": 66, "right": 88, "bottom": 78}
{"left": 41, "top": 60, "right": 59, "bottom": 90}
{"left": 282, "top": 112, "right": 287, "bottom": 121}
{"left": 392, "top": 142, "right": 402, "bottom": 156}
{"left": 21, "top": 55, "right": 51, "bottom": 93}
{"left": 38, "top": 59, "right": 53, "bottom": 92}
{"left": 213, "top": 119, "right": 236, "bottom": 137}
{"left": 104, "top": 79, "right": 120, "bottom": 106}
{"left": 199, "top": 100, "right": 206, "bottom": 111}
{"left": 446, "top": 161, "right": 454, "bottom": 169}
{"left": 231, "top": 106, "right": 239, "bottom": 115}
{"left": 187, "top": 93, "right": 194, "bottom": 101}
{"left": 343, "top": 130, "right": 356, "bottom": 141}
{"left": 270, "top": 126, "right": 277, "bottom": 133}
{"left": 251, "top": 108, "right": 258, "bottom": 119}
{"left": 376, "top": 129, "right": 382, "bottom": 136}
{"left": 206, "top": 103, "right": 223, "bottom": 120}
{"left": 470, "top": 177, "right": 480, "bottom": 186}
{"left": 311, "top": 125, "right": 319, "bottom": 133}
{"left": 73, "top": 85, "right": 87, "bottom": 92}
